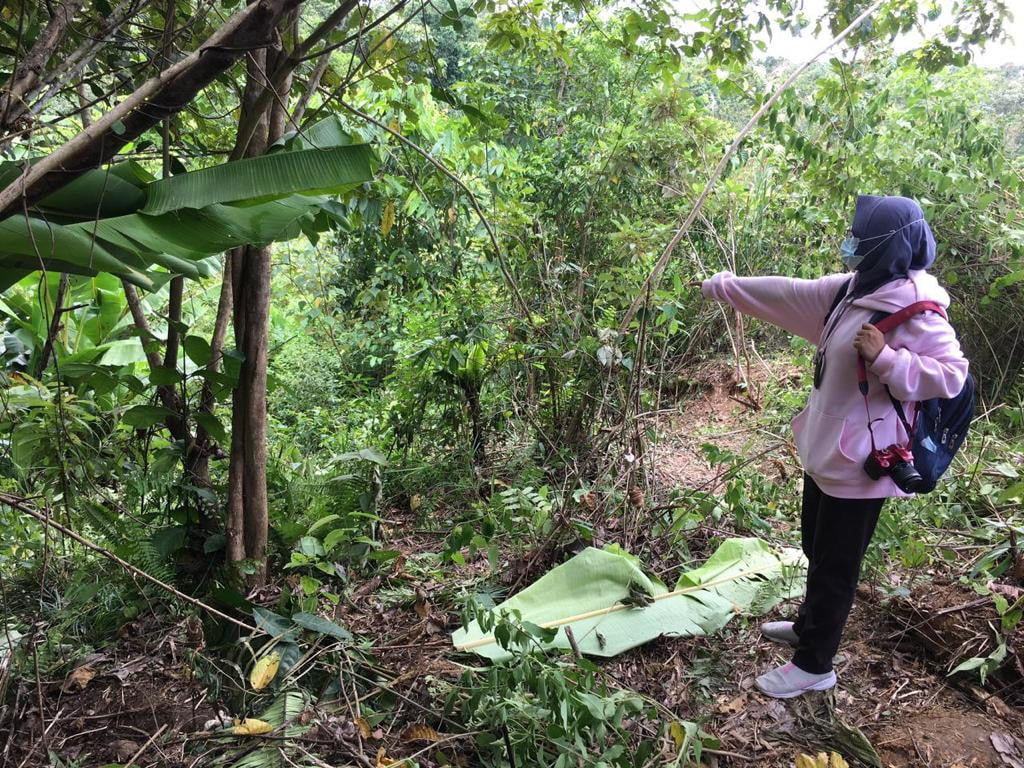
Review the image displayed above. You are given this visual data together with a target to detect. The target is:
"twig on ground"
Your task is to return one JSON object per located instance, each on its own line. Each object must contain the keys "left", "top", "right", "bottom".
{"left": 0, "top": 492, "right": 260, "bottom": 635}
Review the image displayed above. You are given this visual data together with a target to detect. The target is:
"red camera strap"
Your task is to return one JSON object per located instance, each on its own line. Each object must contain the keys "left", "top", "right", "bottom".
{"left": 855, "top": 301, "right": 947, "bottom": 451}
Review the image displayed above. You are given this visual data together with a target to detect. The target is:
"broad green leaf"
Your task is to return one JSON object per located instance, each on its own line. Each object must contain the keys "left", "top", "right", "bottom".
{"left": 122, "top": 404, "right": 172, "bottom": 428}
{"left": 183, "top": 335, "right": 211, "bottom": 366}
{"left": 34, "top": 165, "right": 146, "bottom": 219}
{"left": 152, "top": 526, "right": 186, "bottom": 556}
{"left": 0, "top": 215, "right": 153, "bottom": 289}
{"left": 142, "top": 145, "right": 376, "bottom": 215}
{"left": 291, "top": 612, "right": 353, "bottom": 641}
{"left": 452, "top": 538, "right": 805, "bottom": 661}
{"left": 333, "top": 447, "right": 388, "bottom": 465}
{"left": 99, "top": 339, "right": 147, "bottom": 366}
{"left": 148, "top": 365, "right": 180, "bottom": 386}
{"left": 252, "top": 607, "right": 294, "bottom": 638}
{"left": 195, "top": 411, "right": 226, "bottom": 443}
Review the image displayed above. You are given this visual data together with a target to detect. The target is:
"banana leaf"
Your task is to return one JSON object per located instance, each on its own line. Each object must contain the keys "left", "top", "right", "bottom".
{"left": 0, "top": 116, "right": 377, "bottom": 288}
{"left": 452, "top": 538, "right": 805, "bottom": 662}
{"left": 219, "top": 690, "right": 311, "bottom": 768}
{"left": 142, "top": 144, "right": 375, "bottom": 215}
{"left": 0, "top": 216, "right": 153, "bottom": 289}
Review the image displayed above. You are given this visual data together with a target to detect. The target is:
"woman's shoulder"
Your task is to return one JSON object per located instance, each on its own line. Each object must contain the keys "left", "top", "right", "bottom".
{"left": 907, "top": 269, "right": 952, "bottom": 308}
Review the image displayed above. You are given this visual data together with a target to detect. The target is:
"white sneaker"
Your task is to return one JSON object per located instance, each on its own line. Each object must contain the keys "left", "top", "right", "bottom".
{"left": 760, "top": 620, "right": 799, "bottom": 647}
{"left": 755, "top": 662, "right": 836, "bottom": 699}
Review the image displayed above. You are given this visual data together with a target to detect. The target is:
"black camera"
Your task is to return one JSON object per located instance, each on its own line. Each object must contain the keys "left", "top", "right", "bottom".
{"left": 863, "top": 444, "right": 925, "bottom": 493}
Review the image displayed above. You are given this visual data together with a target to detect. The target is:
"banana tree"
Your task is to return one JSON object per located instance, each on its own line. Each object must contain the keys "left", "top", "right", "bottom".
{"left": 0, "top": 115, "right": 378, "bottom": 563}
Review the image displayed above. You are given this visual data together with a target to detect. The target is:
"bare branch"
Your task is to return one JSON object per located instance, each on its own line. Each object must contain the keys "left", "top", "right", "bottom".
{"left": 0, "top": 0, "right": 86, "bottom": 131}
{"left": 0, "top": 492, "right": 261, "bottom": 635}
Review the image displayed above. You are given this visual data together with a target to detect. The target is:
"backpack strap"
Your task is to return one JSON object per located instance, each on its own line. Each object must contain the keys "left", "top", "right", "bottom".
{"left": 856, "top": 301, "right": 947, "bottom": 393}
{"left": 855, "top": 301, "right": 949, "bottom": 448}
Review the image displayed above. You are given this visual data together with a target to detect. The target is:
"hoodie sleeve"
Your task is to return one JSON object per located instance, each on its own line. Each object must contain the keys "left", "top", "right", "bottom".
{"left": 867, "top": 311, "right": 968, "bottom": 401}
{"left": 701, "top": 271, "right": 850, "bottom": 344}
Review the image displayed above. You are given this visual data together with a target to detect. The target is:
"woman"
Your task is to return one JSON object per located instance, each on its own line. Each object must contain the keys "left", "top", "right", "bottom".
{"left": 701, "top": 195, "right": 969, "bottom": 699}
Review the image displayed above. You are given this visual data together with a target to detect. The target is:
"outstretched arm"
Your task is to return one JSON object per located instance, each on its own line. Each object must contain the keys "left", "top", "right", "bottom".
{"left": 701, "top": 271, "right": 850, "bottom": 344}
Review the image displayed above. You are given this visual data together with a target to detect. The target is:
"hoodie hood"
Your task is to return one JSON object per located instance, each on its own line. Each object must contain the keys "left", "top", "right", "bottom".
{"left": 850, "top": 195, "right": 937, "bottom": 297}
{"left": 850, "top": 270, "right": 950, "bottom": 314}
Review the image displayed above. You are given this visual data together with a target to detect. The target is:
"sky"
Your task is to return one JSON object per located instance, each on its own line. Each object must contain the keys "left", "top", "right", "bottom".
{"left": 673, "top": 0, "right": 1022, "bottom": 67}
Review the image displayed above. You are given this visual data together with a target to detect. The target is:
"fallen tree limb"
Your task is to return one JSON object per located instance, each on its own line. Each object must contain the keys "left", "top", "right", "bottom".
{"left": 617, "top": 0, "right": 886, "bottom": 335}
{"left": 0, "top": 492, "right": 260, "bottom": 635}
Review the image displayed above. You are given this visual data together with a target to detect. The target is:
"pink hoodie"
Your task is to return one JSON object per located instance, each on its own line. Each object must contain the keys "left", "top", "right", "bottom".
{"left": 702, "top": 270, "right": 969, "bottom": 498}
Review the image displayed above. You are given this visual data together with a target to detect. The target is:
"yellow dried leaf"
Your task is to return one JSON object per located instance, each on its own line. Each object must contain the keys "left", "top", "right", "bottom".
{"left": 829, "top": 753, "right": 849, "bottom": 768}
{"left": 381, "top": 201, "right": 395, "bottom": 237}
{"left": 63, "top": 665, "right": 96, "bottom": 692}
{"left": 249, "top": 652, "right": 280, "bottom": 691}
{"left": 355, "top": 716, "right": 372, "bottom": 739}
{"left": 233, "top": 718, "right": 274, "bottom": 736}
{"left": 795, "top": 754, "right": 827, "bottom": 768}
{"left": 375, "top": 747, "right": 405, "bottom": 767}
{"left": 402, "top": 724, "right": 439, "bottom": 742}
{"left": 669, "top": 721, "right": 685, "bottom": 749}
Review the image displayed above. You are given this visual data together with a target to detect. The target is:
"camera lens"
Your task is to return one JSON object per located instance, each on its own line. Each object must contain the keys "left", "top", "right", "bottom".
{"left": 890, "top": 460, "right": 925, "bottom": 493}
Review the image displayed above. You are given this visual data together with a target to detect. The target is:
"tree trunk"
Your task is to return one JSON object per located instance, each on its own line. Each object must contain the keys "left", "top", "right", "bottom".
{"left": 227, "top": 246, "right": 247, "bottom": 564}
{"left": 221, "top": 4, "right": 352, "bottom": 583}
{"left": 188, "top": 251, "right": 234, "bottom": 488}
{"left": 239, "top": 244, "right": 272, "bottom": 570}
{"left": 226, "top": 44, "right": 276, "bottom": 578}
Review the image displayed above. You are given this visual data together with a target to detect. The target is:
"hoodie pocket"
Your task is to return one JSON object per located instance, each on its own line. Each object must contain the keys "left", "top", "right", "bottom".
{"left": 792, "top": 405, "right": 860, "bottom": 483}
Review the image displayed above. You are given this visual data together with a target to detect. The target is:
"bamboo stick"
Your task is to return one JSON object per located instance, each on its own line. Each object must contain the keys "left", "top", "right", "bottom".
{"left": 454, "top": 563, "right": 799, "bottom": 651}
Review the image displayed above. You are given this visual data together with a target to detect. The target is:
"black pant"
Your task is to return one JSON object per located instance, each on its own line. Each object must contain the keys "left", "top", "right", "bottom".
{"left": 791, "top": 475, "right": 885, "bottom": 674}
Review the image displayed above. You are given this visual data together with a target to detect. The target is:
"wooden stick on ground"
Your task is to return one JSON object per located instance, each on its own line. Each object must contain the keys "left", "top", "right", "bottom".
{"left": 617, "top": 0, "right": 887, "bottom": 336}
{"left": 0, "top": 492, "right": 261, "bottom": 635}
{"left": 124, "top": 723, "right": 168, "bottom": 768}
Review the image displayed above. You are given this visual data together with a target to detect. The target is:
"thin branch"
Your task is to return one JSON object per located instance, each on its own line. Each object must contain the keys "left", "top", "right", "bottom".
{"left": 617, "top": 0, "right": 886, "bottom": 335}
{"left": 295, "top": 0, "right": 406, "bottom": 62}
{"left": 0, "top": 0, "right": 304, "bottom": 218}
{"left": 0, "top": 0, "right": 86, "bottom": 131}
{"left": 0, "top": 492, "right": 261, "bottom": 635}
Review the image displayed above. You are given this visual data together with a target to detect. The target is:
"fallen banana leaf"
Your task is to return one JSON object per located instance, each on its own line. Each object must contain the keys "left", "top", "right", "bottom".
{"left": 452, "top": 538, "right": 805, "bottom": 661}
{"left": 221, "top": 691, "right": 310, "bottom": 768}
